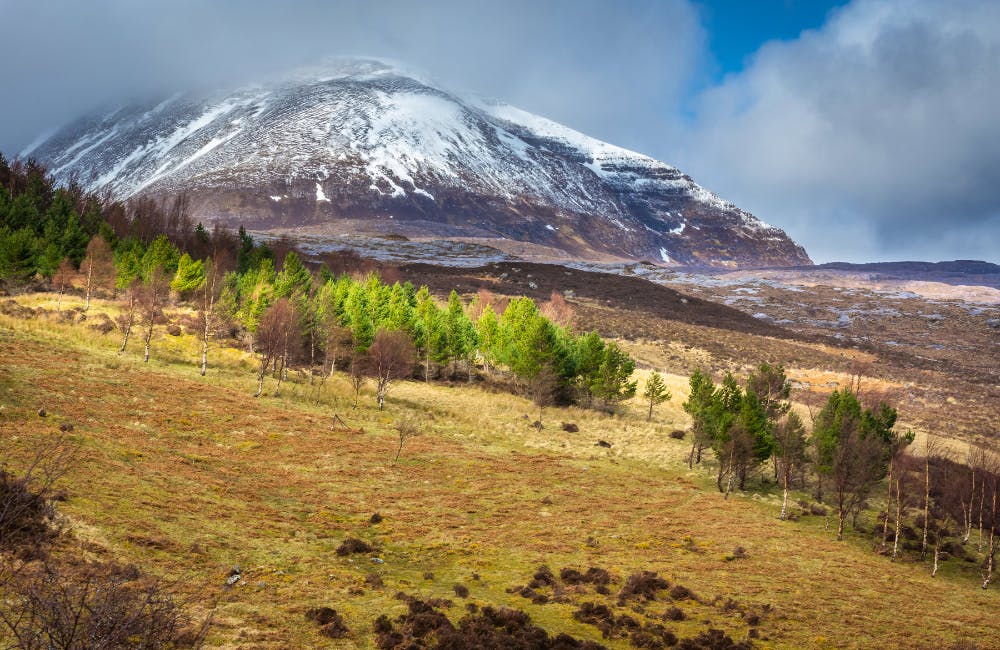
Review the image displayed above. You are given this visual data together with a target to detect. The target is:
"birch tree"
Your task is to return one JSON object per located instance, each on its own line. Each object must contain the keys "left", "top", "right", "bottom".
{"left": 775, "top": 411, "right": 807, "bottom": 520}
{"left": 982, "top": 454, "right": 1000, "bottom": 589}
{"left": 117, "top": 278, "right": 141, "bottom": 353}
{"left": 198, "top": 254, "right": 231, "bottom": 376}
{"left": 254, "top": 298, "right": 296, "bottom": 398}
{"left": 80, "top": 235, "right": 114, "bottom": 311}
{"left": 921, "top": 435, "right": 943, "bottom": 559}
{"left": 364, "top": 329, "right": 415, "bottom": 410}
{"left": 51, "top": 258, "right": 75, "bottom": 311}
{"left": 813, "top": 390, "right": 898, "bottom": 541}
{"left": 139, "top": 267, "right": 168, "bottom": 364}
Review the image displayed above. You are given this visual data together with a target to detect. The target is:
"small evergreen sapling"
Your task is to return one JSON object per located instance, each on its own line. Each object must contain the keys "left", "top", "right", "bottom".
{"left": 643, "top": 371, "right": 671, "bottom": 421}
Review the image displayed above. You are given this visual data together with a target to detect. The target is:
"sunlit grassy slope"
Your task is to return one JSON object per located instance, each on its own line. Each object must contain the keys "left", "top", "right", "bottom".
{"left": 0, "top": 295, "right": 997, "bottom": 649}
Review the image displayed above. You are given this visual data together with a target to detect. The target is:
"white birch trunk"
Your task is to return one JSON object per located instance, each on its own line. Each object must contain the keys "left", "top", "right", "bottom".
{"left": 921, "top": 452, "right": 930, "bottom": 558}
{"left": 881, "top": 458, "right": 894, "bottom": 551}
{"left": 892, "top": 478, "right": 903, "bottom": 561}
{"left": 84, "top": 263, "right": 94, "bottom": 311}
{"left": 779, "top": 464, "right": 789, "bottom": 521}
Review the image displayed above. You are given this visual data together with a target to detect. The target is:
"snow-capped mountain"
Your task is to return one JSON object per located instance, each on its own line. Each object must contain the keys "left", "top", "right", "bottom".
{"left": 28, "top": 59, "right": 811, "bottom": 267}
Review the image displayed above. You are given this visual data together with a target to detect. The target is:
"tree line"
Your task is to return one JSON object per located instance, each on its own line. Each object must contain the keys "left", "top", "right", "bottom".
{"left": 0, "top": 155, "right": 637, "bottom": 413}
{"left": 682, "top": 363, "right": 999, "bottom": 588}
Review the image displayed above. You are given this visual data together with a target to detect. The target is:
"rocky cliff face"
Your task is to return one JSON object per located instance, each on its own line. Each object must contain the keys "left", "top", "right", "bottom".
{"left": 29, "top": 60, "right": 811, "bottom": 267}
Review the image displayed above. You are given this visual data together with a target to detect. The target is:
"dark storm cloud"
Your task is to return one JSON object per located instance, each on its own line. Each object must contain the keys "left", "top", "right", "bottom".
{"left": 0, "top": 0, "right": 706, "bottom": 156}
{"left": 675, "top": 0, "right": 1000, "bottom": 263}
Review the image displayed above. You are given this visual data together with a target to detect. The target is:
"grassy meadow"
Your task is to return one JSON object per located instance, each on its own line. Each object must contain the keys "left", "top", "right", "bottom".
{"left": 0, "top": 292, "right": 997, "bottom": 649}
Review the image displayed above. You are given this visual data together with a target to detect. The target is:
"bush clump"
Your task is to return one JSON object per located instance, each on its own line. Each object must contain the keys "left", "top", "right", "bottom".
{"left": 663, "top": 606, "right": 685, "bottom": 621}
{"left": 619, "top": 571, "right": 670, "bottom": 604}
{"left": 375, "top": 598, "right": 606, "bottom": 649}
{"left": 336, "top": 537, "right": 373, "bottom": 556}
{"left": 669, "top": 585, "right": 698, "bottom": 602}
{"left": 561, "top": 566, "right": 612, "bottom": 586}
{"left": 528, "top": 565, "right": 557, "bottom": 589}
{"left": 574, "top": 603, "right": 678, "bottom": 648}
{"left": 677, "top": 628, "right": 752, "bottom": 650}
{"left": 305, "top": 606, "right": 350, "bottom": 638}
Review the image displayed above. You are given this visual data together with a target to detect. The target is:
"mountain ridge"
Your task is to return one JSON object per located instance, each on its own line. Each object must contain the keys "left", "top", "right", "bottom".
{"left": 28, "top": 59, "right": 811, "bottom": 268}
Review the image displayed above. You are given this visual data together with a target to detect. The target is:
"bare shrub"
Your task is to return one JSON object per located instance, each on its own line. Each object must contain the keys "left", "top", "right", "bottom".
{"left": 669, "top": 584, "right": 698, "bottom": 601}
{"left": 0, "top": 559, "right": 200, "bottom": 649}
{"left": 0, "top": 471, "right": 60, "bottom": 558}
{"left": 254, "top": 298, "right": 298, "bottom": 397}
{"left": 392, "top": 421, "right": 422, "bottom": 465}
{"left": 364, "top": 329, "right": 415, "bottom": 410}
{"left": 0, "top": 435, "right": 75, "bottom": 557}
{"left": 528, "top": 565, "right": 557, "bottom": 589}
{"left": 540, "top": 290, "right": 574, "bottom": 328}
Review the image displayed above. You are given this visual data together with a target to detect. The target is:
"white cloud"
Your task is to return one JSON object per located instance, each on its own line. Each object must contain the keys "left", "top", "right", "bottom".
{"left": 676, "top": 0, "right": 1000, "bottom": 262}
{"left": 0, "top": 0, "right": 705, "bottom": 162}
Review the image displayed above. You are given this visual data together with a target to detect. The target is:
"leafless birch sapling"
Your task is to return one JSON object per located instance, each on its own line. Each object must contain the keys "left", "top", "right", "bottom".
{"left": 140, "top": 268, "right": 168, "bottom": 363}
{"left": 117, "top": 279, "right": 141, "bottom": 353}
{"left": 365, "top": 329, "right": 415, "bottom": 410}
{"left": 52, "top": 258, "right": 75, "bottom": 311}
{"left": 254, "top": 298, "right": 296, "bottom": 398}
{"left": 81, "top": 235, "right": 114, "bottom": 311}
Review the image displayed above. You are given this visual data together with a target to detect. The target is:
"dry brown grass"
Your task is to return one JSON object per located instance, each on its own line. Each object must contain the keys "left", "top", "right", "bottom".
{"left": 0, "top": 297, "right": 997, "bottom": 649}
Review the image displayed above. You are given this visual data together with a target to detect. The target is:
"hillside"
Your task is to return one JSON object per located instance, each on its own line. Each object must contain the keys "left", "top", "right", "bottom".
{"left": 1, "top": 286, "right": 997, "bottom": 649}
{"left": 26, "top": 59, "right": 810, "bottom": 268}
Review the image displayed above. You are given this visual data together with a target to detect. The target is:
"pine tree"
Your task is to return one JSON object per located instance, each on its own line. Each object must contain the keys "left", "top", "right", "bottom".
{"left": 345, "top": 283, "right": 376, "bottom": 351}
{"left": 385, "top": 282, "right": 417, "bottom": 336}
{"left": 443, "top": 290, "right": 475, "bottom": 378}
{"left": 141, "top": 235, "right": 180, "bottom": 281}
{"left": 588, "top": 341, "right": 637, "bottom": 412}
{"left": 274, "top": 251, "right": 312, "bottom": 299}
{"left": 114, "top": 241, "right": 145, "bottom": 290}
{"left": 475, "top": 304, "right": 501, "bottom": 374}
{"left": 813, "top": 390, "right": 901, "bottom": 540}
{"left": 0, "top": 227, "right": 38, "bottom": 284}
{"left": 643, "top": 371, "right": 671, "bottom": 421}
{"left": 171, "top": 253, "right": 206, "bottom": 298}
{"left": 682, "top": 370, "right": 716, "bottom": 469}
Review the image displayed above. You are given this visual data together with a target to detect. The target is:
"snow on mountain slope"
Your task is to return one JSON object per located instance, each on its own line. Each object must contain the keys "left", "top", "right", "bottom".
{"left": 30, "top": 59, "right": 811, "bottom": 267}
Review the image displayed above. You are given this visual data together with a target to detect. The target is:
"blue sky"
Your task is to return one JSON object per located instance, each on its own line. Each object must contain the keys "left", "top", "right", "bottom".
{"left": 698, "top": 1, "right": 850, "bottom": 80}
{"left": 0, "top": 0, "right": 997, "bottom": 263}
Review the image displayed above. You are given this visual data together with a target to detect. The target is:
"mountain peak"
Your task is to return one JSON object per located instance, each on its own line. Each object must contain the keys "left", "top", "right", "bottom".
{"left": 29, "top": 62, "right": 811, "bottom": 267}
